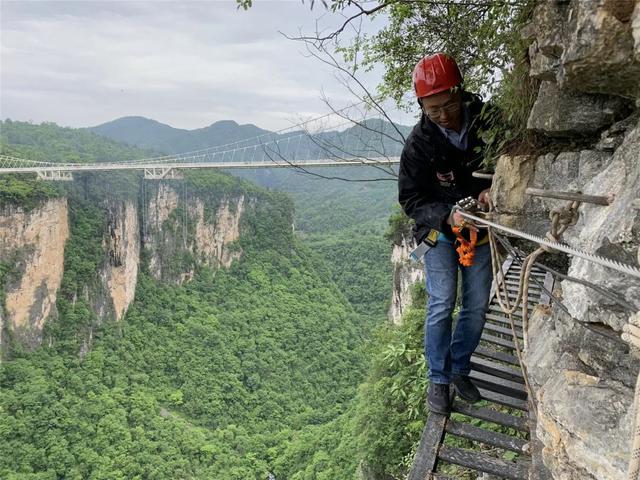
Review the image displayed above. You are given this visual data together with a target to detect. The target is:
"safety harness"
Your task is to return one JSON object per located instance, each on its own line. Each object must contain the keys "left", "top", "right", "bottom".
{"left": 450, "top": 196, "right": 485, "bottom": 266}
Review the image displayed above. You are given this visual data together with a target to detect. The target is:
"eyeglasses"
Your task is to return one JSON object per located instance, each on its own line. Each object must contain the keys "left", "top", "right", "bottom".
{"left": 423, "top": 99, "right": 461, "bottom": 118}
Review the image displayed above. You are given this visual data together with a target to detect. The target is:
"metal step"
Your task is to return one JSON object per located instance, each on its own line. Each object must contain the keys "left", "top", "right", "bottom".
{"left": 470, "top": 370, "right": 528, "bottom": 400}
{"left": 481, "top": 332, "right": 518, "bottom": 350}
{"left": 479, "top": 388, "right": 528, "bottom": 411}
{"left": 503, "top": 280, "right": 541, "bottom": 290}
{"left": 504, "top": 276, "right": 545, "bottom": 286}
{"left": 445, "top": 419, "right": 529, "bottom": 453}
{"left": 485, "top": 312, "right": 524, "bottom": 329}
{"left": 470, "top": 355, "right": 525, "bottom": 383}
{"left": 488, "top": 305, "right": 529, "bottom": 317}
{"left": 484, "top": 321, "right": 524, "bottom": 339}
{"left": 504, "top": 275, "right": 546, "bottom": 283}
{"left": 505, "top": 266, "right": 546, "bottom": 275}
{"left": 438, "top": 446, "right": 529, "bottom": 480}
{"left": 474, "top": 345, "right": 520, "bottom": 366}
{"left": 502, "top": 286, "right": 542, "bottom": 297}
{"left": 494, "top": 291, "right": 543, "bottom": 303}
{"left": 452, "top": 401, "right": 528, "bottom": 432}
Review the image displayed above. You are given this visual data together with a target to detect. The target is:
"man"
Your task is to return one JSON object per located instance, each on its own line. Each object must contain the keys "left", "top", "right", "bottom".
{"left": 398, "top": 53, "right": 493, "bottom": 415}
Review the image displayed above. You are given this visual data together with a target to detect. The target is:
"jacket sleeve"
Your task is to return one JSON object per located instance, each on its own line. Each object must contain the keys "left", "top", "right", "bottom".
{"left": 398, "top": 138, "right": 452, "bottom": 242}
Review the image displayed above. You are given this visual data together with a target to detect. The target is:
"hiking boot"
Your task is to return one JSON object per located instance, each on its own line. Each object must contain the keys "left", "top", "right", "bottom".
{"left": 427, "top": 383, "right": 451, "bottom": 414}
{"left": 452, "top": 375, "right": 481, "bottom": 403}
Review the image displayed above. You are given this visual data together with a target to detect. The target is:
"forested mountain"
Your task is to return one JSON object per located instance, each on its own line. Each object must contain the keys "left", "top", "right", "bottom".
{"left": 91, "top": 117, "right": 269, "bottom": 154}
{"left": 0, "top": 120, "right": 405, "bottom": 478}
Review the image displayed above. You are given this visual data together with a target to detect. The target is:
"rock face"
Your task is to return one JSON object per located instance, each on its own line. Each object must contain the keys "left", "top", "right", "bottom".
{"left": 508, "top": 1, "right": 640, "bottom": 477}
{"left": 0, "top": 199, "right": 69, "bottom": 349}
{"left": 193, "top": 196, "right": 244, "bottom": 270}
{"left": 0, "top": 182, "right": 248, "bottom": 354}
{"left": 526, "top": 0, "right": 636, "bottom": 138}
{"left": 527, "top": 81, "right": 630, "bottom": 137}
{"left": 144, "top": 183, "right": 245, "bottom": 284}
{"left": 103, "top": 200, "right": 139, "bottom": 321}
{"left": 388, "top": 233, "right": 424, "bottom": 325}
{"left": 528, "top": 0, "right": 640, "bottom": 100}
{"left": 560, "top": 119, "right": 640, "bottom": 331}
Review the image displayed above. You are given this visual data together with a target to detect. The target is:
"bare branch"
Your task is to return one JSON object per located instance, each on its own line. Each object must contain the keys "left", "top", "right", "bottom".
{"left": 259, "top": 138, "right": 396, "bottom": 182}
{"left": 293, "top": 38, "right": 408, "bottom": 144}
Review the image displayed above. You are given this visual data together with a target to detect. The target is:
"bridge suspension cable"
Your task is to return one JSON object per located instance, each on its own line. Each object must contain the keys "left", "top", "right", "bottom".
{"left": 0, "top": 101, "right": 406, "bottom": 178}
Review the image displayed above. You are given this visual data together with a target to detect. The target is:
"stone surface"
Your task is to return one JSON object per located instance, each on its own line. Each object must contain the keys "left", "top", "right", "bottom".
{"left": 529, "top": 40, "right": 558, "bottom": 81}
{"left": 532, "top": 0, "right": 567, "bottom": 57}
{"left": 633, "top": 2, "right": 640, "bottom": 61}
{"left": 528, "top": 1, "right": 568, "bottom": 82}
{"left": 490, "top": 155, "right": 536, "bottom": 214}
{"left": 505, "top": 1, "right": 640, "bottom": 477}
{"left": 388, "top": 233, "right": 424, "bottom": 325}
{"left": 529, "top": 150, "right": 612, "bottom": 211}
{"left": 0, "top": 199, "right": 69, "bottom": 349}
{"left": 525, "top": 306, "right": 637, "bottom": 480}
{"left": 193, "top": 196, "right": 244, "bottom": 269}
{"left": 562, "top": 117, "right": 640, "bottom": 331}
{"left": 104, "top": 200, "right": 139, "bottom": 321}
{"left": 145, "top": 184, "right": 246, "bottom": 284}
{"left": 527, "top": 81, "right": 630, "bottom": 137}
{"left": 521, "top": 116, "right": 640, "bottom": 479}
{"left": 559, "top": 0, "right": 640, "bottom": 99}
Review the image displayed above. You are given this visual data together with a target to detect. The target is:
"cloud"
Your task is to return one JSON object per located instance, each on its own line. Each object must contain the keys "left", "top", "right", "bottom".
{"left": 1, "top": 0, "right": 406, "bottom": 131}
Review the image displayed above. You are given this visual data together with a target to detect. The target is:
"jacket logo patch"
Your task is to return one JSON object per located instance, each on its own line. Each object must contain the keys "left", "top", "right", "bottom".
{"left": 437, "top": 171, "right": 455, "bottom": 186}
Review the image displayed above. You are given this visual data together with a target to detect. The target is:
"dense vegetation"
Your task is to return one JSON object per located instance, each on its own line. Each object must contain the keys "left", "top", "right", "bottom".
{"left": 0, "top": 121, "right": 395, "bottom": 478}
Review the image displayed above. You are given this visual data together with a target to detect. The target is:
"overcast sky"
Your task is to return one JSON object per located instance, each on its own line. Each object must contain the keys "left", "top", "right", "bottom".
{"left": 1, "top": 0, "right": 411, "bottom": 132}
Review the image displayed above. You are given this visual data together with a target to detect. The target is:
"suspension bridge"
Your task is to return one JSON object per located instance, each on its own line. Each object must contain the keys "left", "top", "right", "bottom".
{"left": 0, "top": 106, "right": 406, "bottom": 181}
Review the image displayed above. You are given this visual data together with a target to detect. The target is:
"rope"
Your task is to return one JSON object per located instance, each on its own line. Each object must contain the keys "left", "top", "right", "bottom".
{"left": 623, "top": 312, "right": 640, "bottom": 480}
{"left": 486, "top": 198, "right": 580, "bottom": 411}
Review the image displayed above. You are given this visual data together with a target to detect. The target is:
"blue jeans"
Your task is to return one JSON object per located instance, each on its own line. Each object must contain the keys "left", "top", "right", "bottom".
{"left": 423, "top": 237, "right": 492, "bottom": 384}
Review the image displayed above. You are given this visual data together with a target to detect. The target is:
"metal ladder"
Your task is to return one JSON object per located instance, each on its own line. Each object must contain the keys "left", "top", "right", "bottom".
{"left": 408, "top": 256, "right": 554, "bottom": 480}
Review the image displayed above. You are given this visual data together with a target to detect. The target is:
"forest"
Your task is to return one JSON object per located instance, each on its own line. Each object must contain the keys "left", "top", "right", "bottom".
{"left": 0, "top": 120, "right": 416, "bottom": 479}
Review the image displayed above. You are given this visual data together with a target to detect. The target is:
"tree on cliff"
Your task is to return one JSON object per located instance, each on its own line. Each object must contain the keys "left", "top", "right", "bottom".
{"left": 238, "top": 0, "right": 539, "bottom": 168}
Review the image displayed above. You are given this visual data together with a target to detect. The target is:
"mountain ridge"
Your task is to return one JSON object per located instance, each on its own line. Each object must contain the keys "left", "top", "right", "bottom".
{"left": 90, "top": 116, "right": 270, "bottom": 153}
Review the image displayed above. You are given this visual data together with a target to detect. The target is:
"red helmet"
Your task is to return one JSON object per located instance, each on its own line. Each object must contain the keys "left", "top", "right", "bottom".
{"left": 413, "top": 53, "right": 463, "bottom": 98}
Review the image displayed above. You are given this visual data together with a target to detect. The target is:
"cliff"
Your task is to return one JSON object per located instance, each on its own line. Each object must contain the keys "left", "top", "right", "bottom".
{"left": 492, "top": 1, "right": 640, "bottom": 478}
{"left": 0, "top": 199, "right": 69, "bottom": 350}
{"left": 388, "top": 1, "right": 640, "bottom": 477}
{"left": 145, "top": 183, "right": 245, "bottom": 284}
{"left": 389, "top": 233, "right": 424, "bottom": 325}
{"left": 0, "top": 176, "right": 252, "bottom": 356}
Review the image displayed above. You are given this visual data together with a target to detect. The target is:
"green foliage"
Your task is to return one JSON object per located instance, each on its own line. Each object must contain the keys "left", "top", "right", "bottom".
{"left": 352, "top": 304, "right": 428, "bottom": 478}
{"left": 234, "top": 165, "right": 398, "bottom": 234}
{"left": 0, "top": 175, "right": 61, "bottom": 210}
{"left": 0, "top": 120, "right": 156, "bottom": 209}
{"left": 342, "top": 1, "right": 528, "bottom": 106}
{"left": 304, "top": 229, "right": 392, "bottom": 318}
{"left": 0, "top": 241, "right": 370, "bottom": 478}
{"left": 481, "top": 1, "right": 541, "bottom": 166}
{"left": 1, "top": 120, "right": 158, "bottom": 164}
{"left": 0, "top": 172, "right": 375, "bottom": 479}
{"left": 338, "top": 0, "right": 539, "bottom": 168}
{"left": 384, "top": 205, "right": 413, "bottom": 245}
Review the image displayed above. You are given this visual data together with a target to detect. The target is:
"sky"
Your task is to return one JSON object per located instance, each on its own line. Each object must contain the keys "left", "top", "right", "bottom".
{"left": 0, "top": 0, "right": 411, "bottom": 132}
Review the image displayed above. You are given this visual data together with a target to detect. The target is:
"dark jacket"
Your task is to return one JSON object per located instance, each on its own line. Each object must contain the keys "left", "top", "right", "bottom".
{"left": 398, "top": 92, "right": 492, "bottom": 243}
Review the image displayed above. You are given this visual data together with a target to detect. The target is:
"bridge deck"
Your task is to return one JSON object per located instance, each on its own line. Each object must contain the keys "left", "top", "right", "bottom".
{"left": 0, "top": 156, "right": 400, "bottom": 174}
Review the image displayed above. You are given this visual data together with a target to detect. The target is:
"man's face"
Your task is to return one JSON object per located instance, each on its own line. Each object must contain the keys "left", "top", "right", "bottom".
{"left": 420, "top": 90, "right": 462, "bottom": 130}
